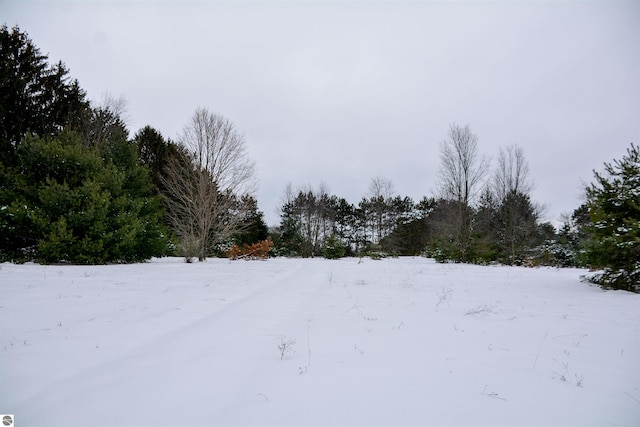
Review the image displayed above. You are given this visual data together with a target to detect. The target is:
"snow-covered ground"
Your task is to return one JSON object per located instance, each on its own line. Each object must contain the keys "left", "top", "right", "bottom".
{"left": 1, "top": 257, "right": 639, "bottom": 426}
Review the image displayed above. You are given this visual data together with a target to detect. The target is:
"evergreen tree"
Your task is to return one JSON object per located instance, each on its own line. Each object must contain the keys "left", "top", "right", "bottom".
{"left": 133, "top": 126, "right": 181, "bottom": 194}
{"left": 323, "top": 234, "right": 346, "bottom": 259}
{"left": 472, "top": 188, "right": 499, "bottom": 263}
{"left": 0, "top": 25, "right": 87, "bottom": 165}
{"left": 382, "top": 218, "right": 429, "bottom": 256}
{"left": 583, "top": 143, "right": 640, "bottom": 291}
{"left": 333, "top": 197, "right": 357, "bottom": 256}
{"left": 275, "top": 201, "right": 304, "bottom": 256}
{"left": 277, "top": 186, "right": 336, "bottom": 257}
{"left": 378, "top": 196, "right": 415, "bottom": 255}
{"left": 495, "top": 190, "right": 539, "bottom": 265}
{"left": 0, "top": 131, "right": 168, "bottom": 263}
{"left": 427, "top": 199, "right": 470, "bottom": 262}
{"left": 564, "top": 203, "right": 592, "bottom": 266}
{"left": 232, "top": 195, "right": 269, "bottom": 247}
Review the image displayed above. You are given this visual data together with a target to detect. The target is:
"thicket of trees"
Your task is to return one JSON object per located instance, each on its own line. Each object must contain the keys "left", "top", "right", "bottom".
{"left": 1, "top": 25, "right": 637, "bottom": 291}
{"left": 0, "top": 25, "right": 265, "bottom": 264}
{"left": 272, "top": 176, "right": 551, "bottom": 266}
{"left": 272, "top": 124, "right": 551, "bottom": 266}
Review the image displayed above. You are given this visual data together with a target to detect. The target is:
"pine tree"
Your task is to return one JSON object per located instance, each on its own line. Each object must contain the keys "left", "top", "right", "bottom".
{"left": 323, "top": 234, "right": 346, "bottom": 259}
{"left": 0, "top": 131, "right": 168, "bottom": 264}
{"left": 495, "top": 190, "right": 539, "bottom": 265}
{"left": 584, "top": 143, "right": 640, "bottom": 291}
{"left": 0, "top": 25, "right": 87, "bottom": 165}
{"left": 232, "top": 195, "right": 269, "bottom": 247}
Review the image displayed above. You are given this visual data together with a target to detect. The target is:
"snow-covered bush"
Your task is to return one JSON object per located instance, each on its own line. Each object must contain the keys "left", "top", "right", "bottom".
{"left": 582, "top": 264, "right": 640, "bottom": 293}
{"left": 529, "top": 240, "right": 577, "bottom": 268}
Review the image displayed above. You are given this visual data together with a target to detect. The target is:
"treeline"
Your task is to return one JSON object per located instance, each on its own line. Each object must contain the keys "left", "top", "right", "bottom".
{"left": 1, "top": 25, "right": 637, "bottom": 291}
{"left": 271, "top": 172, "right": 559, "bottom": 266}
{"left": 270, "top": 127, "right": 557, "bottom": 265}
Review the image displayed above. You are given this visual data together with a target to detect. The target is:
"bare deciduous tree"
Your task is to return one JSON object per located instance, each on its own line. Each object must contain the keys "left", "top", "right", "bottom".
{"left": 162, "top": 108, "right": 256, "bottom": 262}
{"left": 437, "top": 123, "right": 489, "bottom": 261}
{"left": 79, "top": 93, "right": 129, "bottom": 147}
{"left": 438, "top": 123, "right": 489, "bottom": 205}
{"left": 368, "top": 176, "right": 395, "bottom": 201}
{"left": 493, "top": 145, "right": 533, "bottom": 201}
{"left": 181, "top": 108, "right": 256, "bottom": 196}
{"left": 96, "top": 93, "right": 130, "bottom": 125}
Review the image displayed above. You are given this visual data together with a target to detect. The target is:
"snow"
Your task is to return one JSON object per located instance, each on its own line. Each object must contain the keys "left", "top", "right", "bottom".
{"left": 1, "top": 257, "right": 639, "bottom": 426}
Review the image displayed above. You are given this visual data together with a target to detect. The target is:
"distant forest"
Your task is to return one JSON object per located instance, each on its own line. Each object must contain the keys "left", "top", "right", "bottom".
{"left": 1, "top": 25, "right": 637, "bottom": 291}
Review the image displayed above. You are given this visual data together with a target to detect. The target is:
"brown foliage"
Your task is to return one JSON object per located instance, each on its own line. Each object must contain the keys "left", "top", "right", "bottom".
{"left": 228, "top": 240, "right": 273, "bottom": 260}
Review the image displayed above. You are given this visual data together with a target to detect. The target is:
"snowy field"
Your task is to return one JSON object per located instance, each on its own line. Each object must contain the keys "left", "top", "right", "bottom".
{"left": 1, "top": 257, "right": 639, "bottom": 427}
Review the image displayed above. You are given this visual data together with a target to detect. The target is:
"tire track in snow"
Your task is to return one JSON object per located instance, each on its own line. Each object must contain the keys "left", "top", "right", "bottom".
{"left": 10, "top": 260, "right": 334, "bottom": 425}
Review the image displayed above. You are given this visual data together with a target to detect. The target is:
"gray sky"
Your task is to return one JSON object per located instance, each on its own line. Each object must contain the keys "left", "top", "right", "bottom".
{"left": 3, "top": 0, "right": 639, "bottom": 226}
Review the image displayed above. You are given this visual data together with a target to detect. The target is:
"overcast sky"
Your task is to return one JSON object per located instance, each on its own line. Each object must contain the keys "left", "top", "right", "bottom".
{"left": 3, "top": 0, "right": 639, "bottom": 226}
